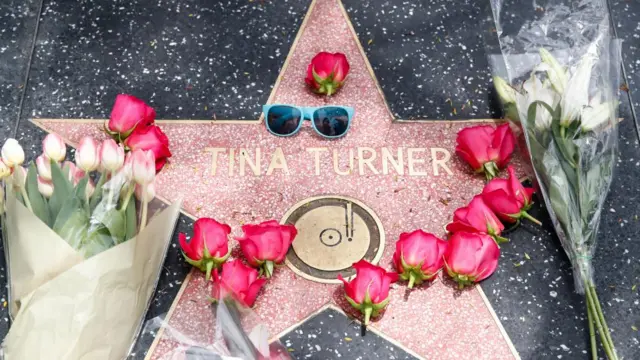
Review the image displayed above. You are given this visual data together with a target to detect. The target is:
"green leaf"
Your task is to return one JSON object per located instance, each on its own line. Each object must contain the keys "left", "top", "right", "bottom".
{"left": 83, "top": 226, "right": 114, "bottom": 258}
{"left": 25, "top": 163, "right": 51, "bottom": 225}
{"left": 100, "top": 208, "right": 126, "bottom": 244}
{"left": 124, "top": 198, "right": 137, "bottom": 242}
{"left": 49, "top": 160, "right": 73, "bottom": 221}
{"left": 53, "top": 196, "right": 82, "bottom": 234}
{"left": 89, "top": 173, "right": 107, "bottom": 211}
{"left": 54, "top": 209, "right": 90, "bottom": 250}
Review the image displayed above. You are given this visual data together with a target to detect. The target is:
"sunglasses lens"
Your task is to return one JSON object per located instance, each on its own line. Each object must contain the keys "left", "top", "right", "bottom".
{"left": 267, "top": 106, "right": 302, "bottom": 135}
{"left": 313, "top": 107, "right": 350, "bottom": 137}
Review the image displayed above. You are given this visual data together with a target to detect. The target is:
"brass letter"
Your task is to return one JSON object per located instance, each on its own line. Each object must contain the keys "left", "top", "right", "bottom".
{"left": 307, "top": 148, "right": 328, "bottom": 176}
{"left": 358, "top": 147, "right": 379, "bottom": 175}
{"left": 205, "top": 147, "right": 226, "bottom": 176}
{"left": 407, "top": 148, "right": 428, "bottom": 176}
{"left": 381, "top": 147, "right": 404, "bottom": 175}
{"left": 239, "top": 148, "right": 261, "bottom": 176}
{"left": 267, "top": 147, "right": 289, "bottom": 175}
{"left": 333, "top": 149, "right": 354, "bottom": 176}
{"left": 431, "top": 148, "right": 453, "bottom": 176}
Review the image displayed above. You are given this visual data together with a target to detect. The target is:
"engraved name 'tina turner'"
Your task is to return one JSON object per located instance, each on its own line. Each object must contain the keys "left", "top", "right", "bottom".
{"left": 205, "top": 146, "right": 453, "bottom": 177}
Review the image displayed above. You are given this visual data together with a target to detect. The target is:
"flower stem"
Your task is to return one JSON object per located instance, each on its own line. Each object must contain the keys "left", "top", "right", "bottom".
{"left": 587, "top": 298, "right": 597, "bottom": 360}
{"left": 205, "top": 261, "right": 214, "bottom": 282}
{"left": 19, "top": 185, "right": 33, "bottom": 212}
{"left": 408, "top": 272, "right": 416, "bottom": 289}
{"left": 119, "top": 185, "right": 135, "bottom": 211}
{"left": 589, "top": 284, "right": 617, "bottom": 359}
{"left": 363, "top": 306, "right": 373, "bottom": 326}
{"left": 585, "top": 280, "right": 616, "bottom": 359}
{"left": 139, "top": 197, "right": 148, "bottom": 232}
{"left": 521, "top": 211, "right": 542, "bottom": 226}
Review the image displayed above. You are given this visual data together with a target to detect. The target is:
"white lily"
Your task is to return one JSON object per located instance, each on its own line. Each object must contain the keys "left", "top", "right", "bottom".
{"left": 539, "top": 48, "right": 568, "bottom": 94}
{"left": 559, "top": 51, "right": 597, "bottom": 127}
{"left": 516, "top": 74, "right": 560, "bottom": 131}
{"left": 581, "top": 92, "right": 618, "bottom": 132}
{"left": 493, "top": 76, "right": 517, "bottom": 104}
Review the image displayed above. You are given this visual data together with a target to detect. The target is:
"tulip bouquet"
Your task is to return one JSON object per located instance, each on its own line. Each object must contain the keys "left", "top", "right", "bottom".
{"left": 0, "top": 96, "right": 181, "bottom": 360}
{"left": 489, "top": 0, "right": 622, "bottom": 357}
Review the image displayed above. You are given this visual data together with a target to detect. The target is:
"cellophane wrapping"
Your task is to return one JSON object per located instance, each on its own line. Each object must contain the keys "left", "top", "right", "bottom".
{"left": 141, "top": 298, "right": 292, "bottom": 360}
{"left": 488, "top": 0, "right": 622, "bottom": 293}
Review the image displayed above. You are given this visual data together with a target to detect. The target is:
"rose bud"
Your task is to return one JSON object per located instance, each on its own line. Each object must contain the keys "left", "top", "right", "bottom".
{"left": 305, "top": 52, "right": 350, "bottom": 96}
{"left": 75, "top": 136, "right": 100, "bottom": 172}
{"left": 42, "top": 133, "right": 67, "bottom": 162}
{"left": 36, "top": 155, "right": 52, "bottom": 181}
{"left": 130, "top": 149, "right": 156, "bottom": 185}
{"left": 134, "top": 182, "right": 155, "bottom": 202}
{"left": 0, "top": 160, "right": 10, "bottom": 180}
{"left": 446, "top": 195, "right": 507, "bottom": 244}
{"left": 210, "top": 259, "right": 267, "bottom": 308}
{"left": 179, "top": 218, "right": 232, "bottom": 281}
{"left": 107, "top": 94, "right": 156, "bottom": 137}
{"left": 393, "top": 230, "right": 447, "bottom": 288}
{"left": 482, "top": 166, "right": 541, "bottom": 226}
{"left": 1, "top": 138, "right": 25, "bottom": 167}
{"left": 455, "top": 123, "right": 515, "bottom": 180}
{"left": 337, "top": 260, "right": 398, "bottom": 325}
{"left": 124, "top": 125, "right": 172, "bottom": 172}
{"left": 37, "top": 176, "right": 54, "bottom": 198}
{"left": 235, "top": 220, "right": 297, "bottom": 278}
{"left": 444, "top": 232, "right": 500, "bottom": 289}
{"left": 100, "top": 139, "right": 125, "bottom": 172}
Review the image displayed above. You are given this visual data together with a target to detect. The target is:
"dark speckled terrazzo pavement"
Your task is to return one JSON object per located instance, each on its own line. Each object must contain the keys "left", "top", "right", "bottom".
{"left": 1, "top": 0, "right": 640, "bottom": 359}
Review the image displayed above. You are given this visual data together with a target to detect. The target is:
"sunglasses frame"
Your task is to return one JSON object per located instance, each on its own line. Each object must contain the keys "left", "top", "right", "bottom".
{"left": 262, "top": 104, "right": 354, "bottom": 139}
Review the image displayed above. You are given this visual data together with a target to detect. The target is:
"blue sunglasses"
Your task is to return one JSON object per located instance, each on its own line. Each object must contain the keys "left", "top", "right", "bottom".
{"left": 262, "top": 104, "right": 354, "bottom": 138}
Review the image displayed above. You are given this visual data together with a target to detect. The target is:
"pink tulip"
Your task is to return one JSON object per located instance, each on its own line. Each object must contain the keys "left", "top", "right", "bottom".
{"left": 36, "top": 155, "right": 52, "bottom": 181}
{"left": 108, "top": 94, "right": 156, "bottom": 136}
{"left": 393, "top": 230, "right": 447, "bottom": 288}
{"left": 134, "top": 182, "right": 155, "bottom": 202}
{"left": 63, "top": 161, "right": 85, "bottom": 186}
{"left": 210, "top": 259, "right": 267, "bottom": 308}
{"left": 100, "top": 139, "right": 125, "bottom": 172}
{"left": 235, "top": 220, "right": 297, "bottom": 278}
{"left": 75, "top": 136, "right": 100, "bottom": 172}
{"left": 179, "top": 218, "right": 232, "bottom": 281}
{"left": 338, "top": 260, "right": 398, "bottom": 325}
{"left": 444, "top": 232, "right": 500, "bottom": 289}
{"left": 37, "top": 176, "right": 54, "bottom": 198}
{"left": 130, "top": 149, "right": 155, "bottom": 185}
{"left": 42, "top": 133, "right": 66, "bottom": 162}
{"left": 124, "top": 125, "right": 172, "bottom": 172}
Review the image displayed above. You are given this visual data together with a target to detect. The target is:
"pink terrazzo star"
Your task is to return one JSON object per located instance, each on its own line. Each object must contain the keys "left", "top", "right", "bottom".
{"left": 34, "top": 0, "right": 524, "bottom": 359}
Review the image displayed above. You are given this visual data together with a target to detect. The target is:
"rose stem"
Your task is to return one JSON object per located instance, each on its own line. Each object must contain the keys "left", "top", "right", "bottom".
{"left": 521, "top": 211, "right": 542, "bottom": 226}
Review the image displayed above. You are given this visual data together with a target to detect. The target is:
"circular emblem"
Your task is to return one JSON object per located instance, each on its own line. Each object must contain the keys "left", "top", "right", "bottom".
{"left": 282, "top": 196, "right": 385, "bottom": 283}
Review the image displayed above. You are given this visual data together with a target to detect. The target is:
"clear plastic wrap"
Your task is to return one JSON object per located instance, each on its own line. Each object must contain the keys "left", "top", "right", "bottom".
{"left": 489, "top": 0, "right": 621, "bottom": 295}
{"left": 140, "top": 298, "right": 292, "bottom": 360}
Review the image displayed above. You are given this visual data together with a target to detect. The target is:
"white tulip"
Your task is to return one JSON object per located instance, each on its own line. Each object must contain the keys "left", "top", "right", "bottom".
{"left": 42, "top": 133, "right": 67, "bottom": 162}
{"left": 1, "top": 139, "right": 25, "bottom": 167}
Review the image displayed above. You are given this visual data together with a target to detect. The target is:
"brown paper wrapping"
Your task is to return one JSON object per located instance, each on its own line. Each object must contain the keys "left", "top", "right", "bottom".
{"left": 1, "top": 191, "right": 182, "bottom": 360}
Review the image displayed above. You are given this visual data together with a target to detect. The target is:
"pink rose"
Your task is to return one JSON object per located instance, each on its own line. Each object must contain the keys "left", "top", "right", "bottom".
{"left": 235, "top": 220, "right": 297, "bottom": 278}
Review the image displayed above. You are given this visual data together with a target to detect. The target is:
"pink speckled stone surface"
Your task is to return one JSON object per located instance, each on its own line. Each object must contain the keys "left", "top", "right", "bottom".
{"left": 35, "top": 0, "right": 524, "bottom": 359}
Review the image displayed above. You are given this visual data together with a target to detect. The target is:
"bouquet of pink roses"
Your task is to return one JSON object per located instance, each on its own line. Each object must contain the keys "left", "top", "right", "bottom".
{"left": 0, "top": 95, "right": 180, "bottom": 360}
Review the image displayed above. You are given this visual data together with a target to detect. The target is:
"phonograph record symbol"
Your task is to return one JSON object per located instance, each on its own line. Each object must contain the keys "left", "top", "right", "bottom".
{"left": 282, "top": 195, "right": 385, "bottom": 284}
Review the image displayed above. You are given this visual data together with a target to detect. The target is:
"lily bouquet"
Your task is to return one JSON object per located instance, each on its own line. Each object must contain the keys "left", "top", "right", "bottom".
{"left": 0, "top": 95, "right": 180, "bottom": 360}
{"left": 490, "top": 1, "right": 622, "bottom": 358}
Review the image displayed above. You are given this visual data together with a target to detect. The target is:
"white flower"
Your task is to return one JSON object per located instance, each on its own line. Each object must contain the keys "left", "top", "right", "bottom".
{"left": 517, "top": 75, "right": 559, "bottom": 131}
{"left": 581, "top": 92, "right": 617, "bottom": 132}
{"left": 493, "top": 76, "right": 517, "bottom": 104}
{"left": 539, "top": 48, "right": 568, "bottom": 94}
{"left": 1, "top": 139, "right": 25, "bottom": 167}
{"left": 559, "top": 52, "right": 597, "bottom": 127}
